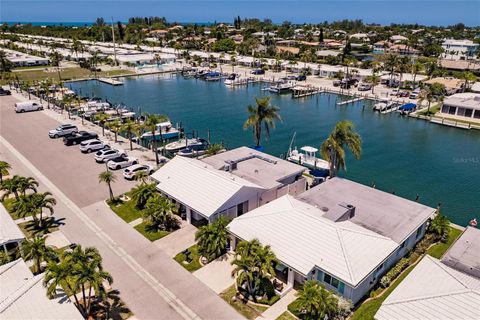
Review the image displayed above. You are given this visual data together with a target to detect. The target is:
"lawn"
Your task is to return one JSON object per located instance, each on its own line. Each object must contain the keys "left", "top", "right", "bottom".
{"left": 220, "top": 285, "right": 268, "bottom": 320}
{"left": 5, "top": 67, "right": 134, "bottom": 83}
{"left": 108, "top": 199, "right": 143, "bottom": 223}
{"left": 134, "top": 221, "right": 170, "bottom": 242}
{"left": 418, "top": 104, "right": 441, "bottom": 116}
{"left": 173, "top": 244, "right": 203, "bottom": 272}
{"left": 18, "top": 219, "right": 60, "bottom": 238}
{"left": 2, "top": 197, "right": 35, "bottom": 220}
{"left": 276, "top": 311, "right": 297, "bottom": 320}
{"left": 427, "top": 226, "right": 463, "bottom": 259}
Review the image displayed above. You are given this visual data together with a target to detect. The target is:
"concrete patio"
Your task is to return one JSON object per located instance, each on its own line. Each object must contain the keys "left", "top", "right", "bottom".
{"left": 154, "top": 221, "right": 197, "bottom": 257}
{"left": 193, "top": 253, "right": 235, "bottom": 294}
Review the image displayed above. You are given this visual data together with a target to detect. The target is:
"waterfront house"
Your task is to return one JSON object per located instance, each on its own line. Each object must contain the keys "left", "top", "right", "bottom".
{"left": 3, "top": 48, "right": 49, "bottom": 67}
{"left": 424, "top": 77, "right": 464, "bottom": 95}
{"left": 375, "top": 227, "right": 480, "bottom": 320}
{"left": 151, "top": 147, "right": 306, "bottom": 225}
{"left": 442, "top": 39, "right": 480, "bottom": 60}
{"left": 440, "top": 93, "right": 480, "bottom": 121}
{"left": 0, "top": 259, "right": 83, "bottom": 319}
{"left": 227, "top": 177, "right": 436, "bottom": 304}
{"left": 0, "top": 202, "right": 24, "bottom": 256}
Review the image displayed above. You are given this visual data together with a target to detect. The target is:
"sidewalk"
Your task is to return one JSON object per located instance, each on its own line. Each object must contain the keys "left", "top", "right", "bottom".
{"left": 255, "top": 289, "right": 297, "bottom": 320}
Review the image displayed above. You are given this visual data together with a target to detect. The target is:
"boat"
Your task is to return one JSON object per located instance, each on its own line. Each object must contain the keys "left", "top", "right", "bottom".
{"left": 373, "top": 99, "right": 397, "bottom": 112}
{"left": 204, "top": 71, "right": 222, "bottom": 81}
{"left": 286, "top": 133, "right": 330, "bottom": 171}
{"left": 224, "top": 73, "right": 239, "bottom": 86}
{"left": 267, "top": 79, "right": 294, "bottom": 93}
{"left": 163, "top": 137, "right": 206, "bottom": 153}
{"left": 176, "top": 139, "right": 210, "bottom": 157}
{"left": 398, "top": 103, "right": 417, "bottom": 115}
{"left": 141, "top": 121, "right": 180, "bottom": 140}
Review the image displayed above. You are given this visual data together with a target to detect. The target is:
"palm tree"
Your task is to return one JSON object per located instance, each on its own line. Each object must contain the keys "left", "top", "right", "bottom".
{"left": 419, "top": 83, "right": 446, "bottom": 113}
{"left": 21, "top": 236, "right": 55, "bottom": 274}
{"left": 17, "top": 176, "right": 39, "bottom": 196}
{"left": 195, "top": 216, "right": 230, "bottom": 262}
{"left": 295, "top": 280, "right": 338, "bottom": 320}
{"left": 130, "top": 183, "right": 157, "bottom": 209}
{"left": 44, "top": 258, "right": 82, "bottom": 308}
{"left": 411, "top": 61, "right": 424, "bottom": 89}
{"left": 428, "top": 212, "right": 450, "bottom": 242}
{"left": 204, "top": 143, "right": 224, "bottom": 156}
{"left": 243, "top": 97, "right": 281, "bottom": 148}
{"left": 142, "top": 195, "right": 179, "bottom": 232}
{"left": 94, "top": 113, "right": 110, "bottom": 136}
{"left": 13, "top": 192, "right": 56, "bottom": 228}
{"left": 365, "top": 75, "right": 380, "bottom": 94}
{"left": 107, "top": 119, "right": 122, "bottom": 143}
{"left": 144, "top": 114, "right": 168, "bottom": 164}
{"left": 98, "top": 171, "right": 116, "bottom": 202}
{"left": 133, "top": 170, "right": 150, "bottom": 184}
{"left": 1, "top": 175, "right": 23, "bottom": 200}
{"left": 230, "top": 53, "right": 237, "bottom": 73}
{"left": 50, "top": 50, "right": 63, "bottom": 81}
{"left": 320, "top": 121, "right": 362, "bottom": 178}
{"left": 41, "top": 79, "right": 52, "bottom": 109}
{"left": 460, "top": 71, "right": 476, "bottom": 92}
{"left": 231, "top": 239, "right": 277, "bottom": 299}
{"left": 0, "top": 161, "right": 11, "bottom": 183}
{"left": 383, "top": 53, "right": 399, "bottom": 83}
{"left": 121, "top": 119, "right": 137, "bottom": 151}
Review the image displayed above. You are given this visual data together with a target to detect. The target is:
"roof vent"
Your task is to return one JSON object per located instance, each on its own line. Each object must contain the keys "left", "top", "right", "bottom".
{"left": 323, "top": 202, "right": 355, "bottom": 222}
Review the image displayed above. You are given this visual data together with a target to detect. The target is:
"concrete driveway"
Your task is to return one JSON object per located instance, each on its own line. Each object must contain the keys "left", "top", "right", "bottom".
{"left": 193, "top": 253, "right": 236, "bottom": 294}
{"left": 155, "top": 221, "right": 198, "bottom": 257}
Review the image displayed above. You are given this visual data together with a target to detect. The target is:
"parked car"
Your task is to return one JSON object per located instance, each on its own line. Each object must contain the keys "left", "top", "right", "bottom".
{"left": 399, "top": 91, "right": 410, "bottom": 97}
{"left": 0, "top": 88, "right": 11, "bottom": 96}
{"left": 14, "top": 101, "right": 43, "bottom": 113}
{"left": 391, "top": 89, "right": 400, "bottom": 96}
{"left": 123, "top": 164, "right": 154, "bottom": 180}
{"left": 94, "top": 149, "right": 126, "bottom": 163}
{"left": 333, "top": 80, "right": 341, "bottom": 87}
{"left": 107, "top": 156, "right": 138, "bottom": 170}
{"left": 251, "top": 69, "right": 265, "bottom": 75}
{"left": 409, "top": 92, "right": 420, "bottom": 99}
{"left": 295, "top": 74, "right": 307, "bottom": 81}
{"left": 48, "top": 124, "right": 78, "bottom": 138}
{"left": 357, "top": 83, "right": 372, "bottom": 91}
{"left": 79, "top": 139, "right": 110, "bottom": 153}
{"left": 63, "top": 131, "right": 98, "bottom": 146}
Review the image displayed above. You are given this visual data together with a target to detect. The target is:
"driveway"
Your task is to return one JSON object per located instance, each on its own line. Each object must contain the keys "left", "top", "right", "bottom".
{"left": 194, "top": 253, "right": 236, "bottom": 294}
{"left": 155, "top": 221, "right": 198, "bottom": 257}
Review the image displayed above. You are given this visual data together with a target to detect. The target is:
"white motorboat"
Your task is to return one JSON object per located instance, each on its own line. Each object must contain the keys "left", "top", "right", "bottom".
{"left": 162, "top": 137, "right": 205, "bottom": 153}
{"left": 287, "top": 146, "right": 330, "bottom": 170}
{"left": 267, "top": 79, "right": 294, "bottom": 93}
{"left": 141, "top": 121, "right": 180, "bottom": 140}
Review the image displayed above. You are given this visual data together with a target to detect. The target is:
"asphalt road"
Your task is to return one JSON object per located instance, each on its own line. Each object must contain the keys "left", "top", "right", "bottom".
{"left": 0, "top": 93, "right": 243, "bottom": 320}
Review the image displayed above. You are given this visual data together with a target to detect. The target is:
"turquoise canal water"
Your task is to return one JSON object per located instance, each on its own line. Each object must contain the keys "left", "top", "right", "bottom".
{"left": 68, "top": 75, "right": 480, "bottom": 226}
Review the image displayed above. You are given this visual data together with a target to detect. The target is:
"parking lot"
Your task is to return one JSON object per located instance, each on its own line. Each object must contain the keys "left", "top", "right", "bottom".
{"left": 0, "top": 94, "right": 136, "bottom": 208}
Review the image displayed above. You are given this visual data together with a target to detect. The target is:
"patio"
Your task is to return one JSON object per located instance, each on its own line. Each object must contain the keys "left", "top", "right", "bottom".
{"left": 154, "top": 221, "right": 197, "bottom": 257}
{"left": 193, "top": 253, "right": 235, "bottom": 294}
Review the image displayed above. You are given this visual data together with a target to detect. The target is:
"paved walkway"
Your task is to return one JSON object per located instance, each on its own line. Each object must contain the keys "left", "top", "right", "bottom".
{"left": 255, "top": 289, "right": 297, "bottom": 320}
{"left": 193, "top": 253, "right": 235, "bottom": 294}
{"left": 45, "top": 230, "right": 72, "bottom": 249}
{"left": 155, "top": 221, "right": 197, "bottom": 257}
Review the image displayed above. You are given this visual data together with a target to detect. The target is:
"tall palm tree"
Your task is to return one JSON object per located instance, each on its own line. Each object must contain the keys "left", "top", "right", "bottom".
{"left": 21, "top": 236, "right": 55, "bottom": 274}
{"left": 320, "top": 121, "right": 362, "bottom": 178}
{"left": 1, "top": 175, "right": 23, "bottom": 200}
{"left": 133, "top": 170, "right": 150, "bottom": 184}
{"left": 14, "top": 192, "right": 56, "bottom": 228}
{"left": 0, "top": 161, "right": 11, "bottom": 183}
{"left": 411, "top": 61, "right": 424, "bottom": 89}
{"left": 130, "top": 183, "right": 157, "bottom": 209}
{"left": 144, "top": 114, "right": 168, "bottom": 164}
{"left": 44, "top": 258, "right": 82, "bottom": 308}
{"left": 231, "top": 239, "right": 277, "bottom": 299}
{"left": 107, "top": 119, "right": 122, "bottom": 143}
{"left": 383, "top": 53, "right": 399, "bottom": 83}
{"left": 195, "top": 216, "right": 230, "bottom": 262}
{"left": 17, "top": 176, "right": 39, "bottom": 196}
{"left": 50, "top": 50, "right": 63, "bottom": 81}
{"left": 243, "top": 96, "right": 281, "bottom": 148}
{"left": 98, "top": 171, "right": 116, "bottom": 202}
{"left": 460, "top": 71, "right": 476, "bottom": 92}
{"left": 121, "top": 119, "right": 137, "bottom": 151}
{"left": 295, "top": 280, "right": 338, "bottom": 320}
{"left": 94, "top": 113, "right": 110, "bottom": 136}
{"left": 142, "top": 195, "right": 179, "bottom": 232}
{"left": 419, "top": 83, "right": 445, "bottom": 113}
{"left": 428, "top": 212, "right": 450, "bottom": 241}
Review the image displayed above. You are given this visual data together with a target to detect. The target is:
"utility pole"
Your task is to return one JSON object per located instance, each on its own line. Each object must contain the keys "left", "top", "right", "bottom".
{"left": 111, "top": 17, "right": 117, "bottom": 66}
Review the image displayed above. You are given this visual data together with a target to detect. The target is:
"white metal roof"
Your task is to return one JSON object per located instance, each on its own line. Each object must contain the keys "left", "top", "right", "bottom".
{"left": 0, "top": 202, "right": 25, "bottom": 246}
{"left": 0, "top": 259, "right": 82, "bottom": 320}
{"left": 375, "top": 255, "right": 480, "bottom": 320}
{"left": 151, "top": 156, "right": 264, "bottom": 218}
{"left": 227, "top": 195, "right": 398, "bottom": 286}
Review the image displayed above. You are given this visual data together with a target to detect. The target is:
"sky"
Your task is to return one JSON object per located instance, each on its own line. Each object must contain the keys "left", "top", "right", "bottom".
{"left": 1, "top": 1, "right": 479, "bottom": 26}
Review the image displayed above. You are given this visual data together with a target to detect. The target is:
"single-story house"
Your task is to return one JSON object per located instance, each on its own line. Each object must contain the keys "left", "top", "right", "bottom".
{"left": 227, "top": 177, "right": 436, "bottom": 304}
{"left": 0, "top": 202, "right": 25, "bottom": 255}
{"left": 0, "top": 259, "right": 83, "bottom": 319}
{"left": 3, "top": 49, "right": 50, "bottom": 67}
{"left": 376, "top": 227, "right": 480, "bottom": 320}
{"left": 440, "top": 93, "right": 480, "bottom": 120}
{"left": 424, "top": 77, "right": 464, "bottom": 95}
{"left": 316, "top": 50, "right": 341, "bottom": 61}
{"left": 151, "top": 147, "right": 306, "bottom": 225}
{"left": 276, "top": 46, "right": 300, "bottom": 55}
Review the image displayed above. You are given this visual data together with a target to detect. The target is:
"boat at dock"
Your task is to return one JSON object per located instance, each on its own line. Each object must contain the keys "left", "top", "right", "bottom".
{"left": 224, "top": 73, "right": 251, "bottom": 86}
{"left": 141, "top": 121, "right": 180, "bottom": 140}
{"left": 162, "top": 137, "right": 207, "bottom": 153}
{"left": 176, "top": 139, "right": 210, "bottom": 157}
{"left": 204, "top": 71, "right": 222, "bottom": 81}
{"left": 286, "top": 133, "right": 330, "bottom": 171}
{"left": 398, "top": 103, "right": 417, "bottom": 115}
{"left": 266, "top": 79, "right": 295, "bottom": 93}
{"left": 373, "top": 99, "right": 397, "bottom": 112}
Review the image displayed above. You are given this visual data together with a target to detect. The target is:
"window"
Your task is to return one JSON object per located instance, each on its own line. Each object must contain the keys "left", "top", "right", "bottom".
{"left": 474, "top": 110, "right": 480, "bottom": 119}
{"left": 448, "top": 106, "right": 457, "bottom": 115}
{"left": 457, "top": 108, "right": 466, "bottom": 117}
{"left": 323, "top": 272, "right": 345, "bottom": 293}
{"left": 441, "top": 105, "right": 449, "bottom": 113}
{"left": 465, "top": 109, "right": 473, "bottom": 118}
{"left": 323, "top": 273, "right": 332, "bottom": 285}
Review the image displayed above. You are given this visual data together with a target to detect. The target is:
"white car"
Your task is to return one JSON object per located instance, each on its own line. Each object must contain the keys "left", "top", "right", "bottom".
{"left": 15, "top": 101, "right": 43, "bottom": 113}
{"left": 123, "top": 164, "right": 154, "bottom": 180}
{"left": 49, "top": 124, "right": 78, "bottom": 138}
{"left": 79, "top": 139, "right": 110, "bottom": 153}
{"left": 94, "top": 149, "right": 126, "bottom": 163}
{"left": 107, "top": 156, "right": 139, "bottom": 170}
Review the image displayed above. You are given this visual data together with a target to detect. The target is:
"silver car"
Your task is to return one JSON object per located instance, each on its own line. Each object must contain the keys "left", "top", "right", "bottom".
{"left": 79, "top": 139, "right": 110, "bottom": 153}
{"left": 94, "top": 149, "right": 126, "bottom": 163}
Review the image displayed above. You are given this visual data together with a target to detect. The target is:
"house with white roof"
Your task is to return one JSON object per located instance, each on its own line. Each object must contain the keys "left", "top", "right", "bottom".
{"left": 151, "top": 147, "right": 306, "bottom": 225}
{"left": 376, "top": 227, "right": 480, "bottom": 320}
{"left": 442, "top": 39, "right": 479, "bottom": 60}
{"left": 0, "top": 259, "right": 82, "bottom": 319}
{"left": 227, "top": 177, "right": 436, "bottom": 304}
{"left": 440, "top": 92, "right": 480, "bottom": 121}
{"left": 0, "top": 202, "right": 25, "bottom": 256}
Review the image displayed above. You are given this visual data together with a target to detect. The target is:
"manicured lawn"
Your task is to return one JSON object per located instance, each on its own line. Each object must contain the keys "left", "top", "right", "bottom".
{"left": 350, "top": 264, "right": 416, "bottom": 320}
{"left": 276, "top": 311, "right": 297, "bottom": 320}
{"left": 109, "top": 199, "right": 143, "bottom": 223}
{"left": 18, "top": 219, "right": 59, "bottom": 238}
{"left": 173, "top": 244, "right": 203, "bottom": 272}
{"left": 134, "top": 221, "right": 170, "bottom": 242}
{"left": 427, "top": 226, "right": 463, "bottom": 259}
{"left": 1, "top": 198, "right": 34, "bottom": 220}
{"left": 418, "top": 104, "right": 440, "bottom": 116}
{"left": 220, "top": 285, "right": 268, "bottom": 320}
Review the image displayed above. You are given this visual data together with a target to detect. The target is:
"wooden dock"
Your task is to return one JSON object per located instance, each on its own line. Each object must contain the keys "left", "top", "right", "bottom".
{"left": 336, "top": 97, "right": 364, "bottom": 106}
{"left": 98, "top": 77, "right": 123, "bottom": 86}
{"left": 291, "top": 85, "right": 321, "bottom": 98}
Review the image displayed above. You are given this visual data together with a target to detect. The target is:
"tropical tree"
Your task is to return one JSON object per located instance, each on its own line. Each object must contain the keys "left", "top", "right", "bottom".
{"left": 320, "top": 121, "right": 362, "bottom": 178}
{"left": 295, "top": 280, "right": 339, "bottom": 320}
{"left": 144, "top": 114, "right": 168, "bottom": 164}
{"left": 142, "top": 195, "right": 179, "bottom": 232}
{"left": 204, "top": 143, "right": 224, "bottom": 156}
{"left": 107, "top": 119, "right": 122, "bottom": 143}
{"left": 13, "top": 191, "right": 56, "bottom": 228}
{"left": 1, "top": 175, "right": 23, "bottom": 200}
{"left": 0, "top": 161, "right": 11, "bottom": 183}
{"left": 17, "top": 176, "right": 39, "bottom": 196}
{"left": 411, "top": 61, "right": 424, "bottom": 89}
{"left": 365, "top": 75, "right": 380, "bottom": 94}
{"left": 382, "top": 53, "right": 399, "bottom": 83}
{"left": 231, "top": 239, "right": 277, "bottom": 299}
{"left": 133, "top": 170, "right": 150, "bottom": 184}
{"left": 121, "top": 119, "right": 137, "bottom": 151}
{"left": 50, "top": 50, "right": 63, "bottom": 81}
{"left": 130, "top": 183, "right": 157, "bottom": 209}
{"left": 419, "top": 83, "right": 446, "bottom": 113}
{"left": 21, "top": 236, "right": 56, "bottom": 274}
{"left": 243, "top": 96, "right": 281, "bottom": 148}
{"left": 0, "top": 251, "right": 11, "bottom": 266}
{"left": 94, "top": 113, "right": 110, "bottom": 136}
{"left": 195, "top": 216, "right": 230, "bottom": 262}
{"left": 428, "top": 212, "right": 450, "bottom": 242}
{"left": 460, "top": 71, "right": 476, "bottom": 92}
{"left": 98, "top": 171, "right": 116, "bottom": 202}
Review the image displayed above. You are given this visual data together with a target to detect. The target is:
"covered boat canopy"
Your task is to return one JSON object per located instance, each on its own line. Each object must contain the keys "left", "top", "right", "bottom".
{"left": 301, "top": 146, "right": 318, "bottom": 153}
{"left": 399, "top": 103, "right": 416, "bottom": 111}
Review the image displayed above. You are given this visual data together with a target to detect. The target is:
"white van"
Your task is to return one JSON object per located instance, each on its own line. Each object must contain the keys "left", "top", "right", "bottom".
{"left": 15, "top": 101, "right": 43, "bottom": 113}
